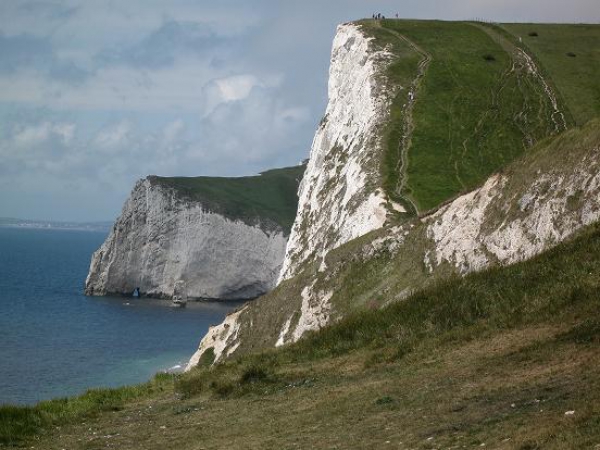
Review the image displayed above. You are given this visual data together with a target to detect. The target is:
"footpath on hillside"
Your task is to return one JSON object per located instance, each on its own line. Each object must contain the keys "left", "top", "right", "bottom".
{"left": 373, "top": 20, "right": 431, "bottom": 215}
{"left": 472, "top": 22, "right": 567, "bottom": 134}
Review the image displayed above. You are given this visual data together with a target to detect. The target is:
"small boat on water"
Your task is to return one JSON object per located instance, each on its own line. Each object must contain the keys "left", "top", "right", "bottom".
{"left": 172, "top": 295, "right": 187, "bottom": 308}
{"left": 172, "top": 280, "right": 188, "bottom": 308}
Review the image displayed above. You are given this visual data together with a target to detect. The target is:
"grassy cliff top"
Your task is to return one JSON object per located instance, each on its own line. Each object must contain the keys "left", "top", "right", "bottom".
{"left": 357, "top": 19, "right": 599, "bottom": 214}
{"left": 148, "top": 164, "right": 305, "bottom": 233}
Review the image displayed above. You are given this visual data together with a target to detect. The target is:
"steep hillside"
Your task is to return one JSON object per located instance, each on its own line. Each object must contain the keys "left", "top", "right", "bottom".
{"left": 5, "top": 216, "right": 600, "bottom": 448}
{"left": 189, "top": 120, "right": 600, "bottom": 364}
{"left": 280, "top": 19, "right": 569, "bottom": 284}
{"left": 189, "top": 20, "right": 599, "bottom": 365}
{"left": 85, "top": 165, "right": 304, "bottom": 300}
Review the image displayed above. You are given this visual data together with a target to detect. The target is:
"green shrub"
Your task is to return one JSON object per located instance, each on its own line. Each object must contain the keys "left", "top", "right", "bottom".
{"left": 210, "top": 380, "right": 235, "bottom": 398}
{"left": 0, "top": 406, "right": 44, "bottom": 446}
{"left": 240, "top": 365, "right": 270, "bottom": 384}
{"left": 197, "top": 347, "right": 216, "bottom": 367}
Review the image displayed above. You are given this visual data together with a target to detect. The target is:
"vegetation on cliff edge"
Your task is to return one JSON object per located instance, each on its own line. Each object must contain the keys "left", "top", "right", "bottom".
{"left": 502, "top": 23, "right": 600, "bottom": 126}
{"left": 148, "top": 164, "right": 305, "bottom": 233}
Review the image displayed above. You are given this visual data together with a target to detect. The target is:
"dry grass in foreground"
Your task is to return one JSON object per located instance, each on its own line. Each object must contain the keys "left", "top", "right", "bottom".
{"left": 3, "top": 223, "right": 600, "bottom": 449}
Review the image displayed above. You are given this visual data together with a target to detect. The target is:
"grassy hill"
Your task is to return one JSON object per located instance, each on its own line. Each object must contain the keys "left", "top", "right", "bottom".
{"left": 360, "top": 20, "right": 599, "bottom": 213}
{"left": 2, "top": 216, "right": 599, "bottom": 448}
{"left": 148, "top": 164, "right": 305, "bottom": 233}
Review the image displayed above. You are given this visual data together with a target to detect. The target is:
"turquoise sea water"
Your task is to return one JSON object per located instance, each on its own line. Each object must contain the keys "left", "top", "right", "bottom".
{"left": 0, "top": 227, "right": 241, "bottom": 405}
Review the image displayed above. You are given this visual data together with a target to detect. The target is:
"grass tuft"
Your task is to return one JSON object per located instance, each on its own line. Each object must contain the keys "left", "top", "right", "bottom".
{"left": 240, "top": 365, "right": 271, "bottom": 384}
{"left": 0, "top": 375, "right": 172, "bottom": 446}
{"left": 196, "top": 347, "right": 215, "bottom": 368}
{"left": 556, "top": 319, "right": 600, "bottom": 344}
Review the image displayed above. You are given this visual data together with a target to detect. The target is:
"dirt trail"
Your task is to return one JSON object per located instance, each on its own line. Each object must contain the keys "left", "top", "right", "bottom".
{"left": 516, "top": 48, "right": 567, "bottom": 132}
{"left": 375, "top": 22, "right": 431, "bottom": 215}
{"left": 471, "top": 23, "right": 567, "bottom": 134}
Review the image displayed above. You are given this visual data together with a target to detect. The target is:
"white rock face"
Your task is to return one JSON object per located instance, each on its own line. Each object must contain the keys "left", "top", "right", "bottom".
{"left": 425, "top": 150, "right": 600, "bottom": 274}
{"left": 186, "top": 306, "right": 246, "bottom": 368}
{"left": 278, "top": 23, "right": 401, "bottom": 282}
{"left": 285, "top": 282, "right": 332, "bottom": 346}
{"left": 426, "top": 174, "right": 506, "bottom": 273}
{"left": 85, "top": 178, "right": 288, "bottom": 300}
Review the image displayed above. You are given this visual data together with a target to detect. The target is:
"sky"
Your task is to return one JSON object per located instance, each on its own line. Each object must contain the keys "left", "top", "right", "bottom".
{"left": 1, "top": 0, "right": 598, "bottom": 222}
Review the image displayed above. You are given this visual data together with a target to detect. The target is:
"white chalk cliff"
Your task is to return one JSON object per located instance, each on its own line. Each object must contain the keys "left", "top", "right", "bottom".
{"left": 278, "top": 23, "right": 402, "bottom": 282}
{"left": 184, "top": 17, "right": 600, "bottom": 368}
{"left": 187, "top": 22, "right": 402, "bottom": 367}
{"left": 85, "top": 177, "right": 289, "bottom": 300}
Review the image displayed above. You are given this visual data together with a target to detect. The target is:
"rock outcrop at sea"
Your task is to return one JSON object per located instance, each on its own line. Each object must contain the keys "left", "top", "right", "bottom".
{"left": 85, "top": 177, "right": 289, "bottom": 300}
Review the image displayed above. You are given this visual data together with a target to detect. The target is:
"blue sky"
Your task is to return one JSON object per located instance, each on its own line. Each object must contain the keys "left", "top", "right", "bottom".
{"left": 1, "top": 0, "right": 598, "bottom": 221}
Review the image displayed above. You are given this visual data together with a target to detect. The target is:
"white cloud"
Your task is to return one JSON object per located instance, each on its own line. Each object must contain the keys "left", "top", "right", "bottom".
{"left": 93, "top": 120, "right": 131, "bottom": 150}
{"left": 0, "top": 62, "right": 246, "bottom": 112}
{"left": 199, "top": 84, "right": 312, "bottom": 167}
{"left": 13, "top": 123, "right": 51, "bottom": 147}
{"left": 162, "top": 119, "right": 185, "bottom": 143}
{"left": 216, "top": 75, "right": 260, "bottom": 102}
{"left": 12, "top": 121, "right": 76, "bottom": 147}
{"left": 53, "top": 122, "right": 75, "bottom": 143}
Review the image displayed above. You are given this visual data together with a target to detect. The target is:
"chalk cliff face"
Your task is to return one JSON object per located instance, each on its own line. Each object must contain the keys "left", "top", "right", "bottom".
{"left": 187, "top": 22, "right": 402, "bottom": 367}
{"left": 423, "top": 144, "right": 600, "bottom": 274}
{"left": 85, "top": 177, "right": 289, "bottom": 300}
{"left": 185, "top": 21, "right": 600, "bottom": 370}
{"left": 186, "top": 116, "right": 600, "bottom": 369}
{"left": 278, "top": 23, "right": 402, "bottom": 282}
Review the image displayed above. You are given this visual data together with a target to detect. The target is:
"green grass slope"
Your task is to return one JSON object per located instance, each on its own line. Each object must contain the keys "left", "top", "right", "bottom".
{"left": 359, "top": 20, "right": 599, "bottom": 214}
{"left": 149, "top": 164, "right": 305, "bottom": 233}
{"left": 503, "top": 23, "right": 600, "bottom": 126}
{"left": 364, "top": 19, "right": 559, "bottom": 212}
{"left": 4, "top": 219, "right": 600, "bottom": 449}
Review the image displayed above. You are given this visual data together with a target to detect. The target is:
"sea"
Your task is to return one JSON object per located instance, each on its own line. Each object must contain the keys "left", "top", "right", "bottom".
{"left": 0, "top": 226, "right": 242, "bottom": 405}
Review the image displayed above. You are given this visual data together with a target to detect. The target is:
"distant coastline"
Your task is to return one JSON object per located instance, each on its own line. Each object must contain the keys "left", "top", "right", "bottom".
{"left": 0, "top": 217, "right": 112, "bottom": 233}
